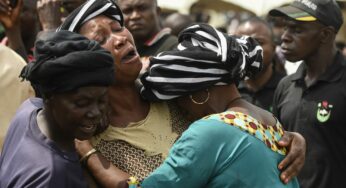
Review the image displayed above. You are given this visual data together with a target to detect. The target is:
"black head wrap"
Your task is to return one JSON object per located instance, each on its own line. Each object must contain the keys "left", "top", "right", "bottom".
{"left": 57, "top": 0, "right": 123, "bottom": 32}
{"left": 20, "top": 30, "right": 115, "bottom": 95}
{"left": 140, "top": 23, "right": 263, "bottom": 101}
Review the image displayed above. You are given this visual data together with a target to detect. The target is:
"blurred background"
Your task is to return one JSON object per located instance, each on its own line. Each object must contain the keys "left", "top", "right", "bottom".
{"left": 158, "top": 0, "right": 346, "bottom": 44}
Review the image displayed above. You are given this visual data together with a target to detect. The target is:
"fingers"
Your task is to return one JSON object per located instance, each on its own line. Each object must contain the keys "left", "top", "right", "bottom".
{"left": 278, "top": 132, "right": 306, "bottom": 184}
{"left": 278, "top": 131, "right": 293, "bottom": 147}
{"left": 0, "top": 0, "right": 11, "bottom": 15}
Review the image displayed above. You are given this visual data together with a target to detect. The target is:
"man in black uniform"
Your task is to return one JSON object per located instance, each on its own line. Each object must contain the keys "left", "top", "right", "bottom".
{"left": 270, "top": 0, "right": 346, "bottom": 187}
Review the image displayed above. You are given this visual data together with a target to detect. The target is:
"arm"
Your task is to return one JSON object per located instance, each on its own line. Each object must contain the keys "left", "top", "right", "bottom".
{"left": 75, "top": 140, "right": 129, "bottom": 188}
{"left": 0, "top": 0, "right": 27, "bottom": 60}
{"left": 141, "top": 121, "right": 218, "bottom": 188}
{"left": 36, "top": 0, "right": 64, "bottom": 31}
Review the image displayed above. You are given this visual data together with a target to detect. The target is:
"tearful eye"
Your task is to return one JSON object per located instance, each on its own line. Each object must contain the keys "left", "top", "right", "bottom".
{"left": 112, "top": 26, "right": 124, "bottom": 33}
{"left": 128, "top": 50, "right": 136, "bottom": 56}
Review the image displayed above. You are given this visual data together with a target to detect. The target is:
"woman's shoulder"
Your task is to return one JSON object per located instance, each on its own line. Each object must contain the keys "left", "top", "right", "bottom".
{"left": 198, "top": 111, "right": 287, "bottom": 155}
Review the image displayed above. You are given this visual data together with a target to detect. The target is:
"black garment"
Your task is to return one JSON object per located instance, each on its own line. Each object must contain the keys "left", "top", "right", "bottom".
{"left": 138, "top": 34, "right": 178, "bottom": 57}
{"left": 238, "top": 70, "right": 285, "bottom": 112}
{"left": 20, "top": 31, "right": 115, "bottom": 95}
{"left": 273, "top": 52, "right": 346, "bottom": 188}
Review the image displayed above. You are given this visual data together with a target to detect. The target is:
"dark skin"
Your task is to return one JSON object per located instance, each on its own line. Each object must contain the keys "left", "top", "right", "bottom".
{"left": 0, "top": 0, "right": 26, "bottom": 59}
{"left": 40, "top": 86, "right": 109, "bottom": 151}
{"left": 73, "top": 15, "right": 305, "bottom": 188}
{"left": 118, "top": 0, "right": 161, "bottom": 45}
{"left": 37, "top": 0, "right": 85, "bottom": 31}
{"left": 280, "top": 19, "right": 337, "bottom": 86}
{"left": 236, "top": 20, "right": 276, "bottom": 92}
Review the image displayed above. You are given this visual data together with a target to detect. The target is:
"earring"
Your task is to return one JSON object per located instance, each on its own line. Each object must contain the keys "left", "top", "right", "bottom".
{"left": 189, "top": 89, "right": 210, "bottom": 105}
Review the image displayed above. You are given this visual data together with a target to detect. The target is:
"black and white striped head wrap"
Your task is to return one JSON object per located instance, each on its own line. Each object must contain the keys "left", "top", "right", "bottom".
{"left": 140, "top": 23, "right": 263, "bottom": 101}
{"left": 57, "top": 0, "right": 123, "bottom": 32}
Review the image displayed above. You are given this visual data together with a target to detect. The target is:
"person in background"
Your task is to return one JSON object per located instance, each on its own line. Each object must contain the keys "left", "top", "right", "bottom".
{"left": 266, "top": 15, "right": 289, "bottom": 75}
{"left": 0, "top": 0, "right": 40, "bottom": 62}
{"left": 117, "top": 0, "right": 178, "bottom": 72}
{"left": 58, "top": 0, "right": 306, "bottom": 187}
{"left": 270, "top": 0, "right": 346, "bottom": 187}
{"left": 0, "top": 30, "right": 115, "bottom": 187}
{"left": 235, "top": 17, "right": 286, "bottom": 112}
{"left": 163, "top": 12, "right": 194, "bottom": 37}
{"left": 0, "top": 44, "right": 33, "bottom": 150}
{"left": 137, "top": 23, "right": 300, "bottom": 188}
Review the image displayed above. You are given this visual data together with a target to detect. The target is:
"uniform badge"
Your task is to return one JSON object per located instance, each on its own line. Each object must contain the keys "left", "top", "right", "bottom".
{"left": 316, "top": 101, "right": 333, "bottom": 123}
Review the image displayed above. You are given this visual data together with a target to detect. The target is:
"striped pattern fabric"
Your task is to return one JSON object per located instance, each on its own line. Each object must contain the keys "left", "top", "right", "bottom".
{"left": 140, "top": 23, "right": 263, "bottom": 101}
{"left": 57, "top": 0, "right": 123, "bottom": 32}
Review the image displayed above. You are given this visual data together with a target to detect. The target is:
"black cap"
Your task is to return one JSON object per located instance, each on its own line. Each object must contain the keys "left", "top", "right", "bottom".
{"left": 269, "top": 0, "right": 343, "bottom": 32}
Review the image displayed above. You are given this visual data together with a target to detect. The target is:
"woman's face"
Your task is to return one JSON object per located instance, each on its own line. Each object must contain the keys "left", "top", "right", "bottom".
{"left": 79, "top": 15, "right": 142, "bottom": 84}
{"left": 46, "top": 86, "right": 109, "bottom": 141}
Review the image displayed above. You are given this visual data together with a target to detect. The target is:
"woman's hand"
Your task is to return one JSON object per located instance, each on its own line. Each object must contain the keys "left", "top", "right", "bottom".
{"left": 37, "top": 0, "right": 65, "bottom": 31}
{"left": 0, "top": 0, "right": 22, "bottom": 29}
{"left": 278, "top": 131, "right": 306, "bottom": 184}
{"left": 75, "top": 139, "right": 94, "bottom": 157}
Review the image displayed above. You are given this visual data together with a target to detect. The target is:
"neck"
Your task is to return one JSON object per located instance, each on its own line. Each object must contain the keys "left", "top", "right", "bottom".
{"left": 135, "top": 27, "right": 162, "bottom": 47}
{"left": 108, "top": 84, "right": 150, "bottom": 127}
{"left": 38, "top": 109, "right": 75, "bottom": 151}
{"left": 245, "top": 64, "right": 273, "bottom": 92}
{"left": 304, "top": 45, "right": 336, "bottom": 85}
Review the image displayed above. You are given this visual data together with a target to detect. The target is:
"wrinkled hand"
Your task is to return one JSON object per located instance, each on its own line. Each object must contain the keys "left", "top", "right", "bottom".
{"left": 37, "top": 0, "right": 64, "bottom": 31}
{"left": 0, "top": 0, "right": 22, "bottom": 29}
{"left": 278, "top": 131, "right": 306, "bottom": 184}
{"left": 75, "top": 139, "right": 94, "bottom": 157}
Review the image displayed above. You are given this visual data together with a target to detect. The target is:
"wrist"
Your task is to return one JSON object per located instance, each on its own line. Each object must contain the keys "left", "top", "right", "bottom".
{"left": 80, "top": 148, "right": 98, "bottom": 165}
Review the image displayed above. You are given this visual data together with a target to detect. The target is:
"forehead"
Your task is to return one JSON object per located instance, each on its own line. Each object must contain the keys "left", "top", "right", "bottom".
{"left": 237, "top": 22, "right": 272, "bottom": 39}
{"left": 55, "top": 86, "right": 108, "bottom": 99}
{"left": 80, "top": 15, "right": 118, "bottom": 31}
{"left": 118, "top": 0, "right": 155, "bottom": 7}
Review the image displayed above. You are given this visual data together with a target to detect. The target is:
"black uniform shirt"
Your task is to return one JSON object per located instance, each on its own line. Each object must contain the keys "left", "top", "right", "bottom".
{"left": 238, "top": 70, "right": 285, "bottom": 112}
{"left": 273, "top": 52, "right": 346, "bottom": 188}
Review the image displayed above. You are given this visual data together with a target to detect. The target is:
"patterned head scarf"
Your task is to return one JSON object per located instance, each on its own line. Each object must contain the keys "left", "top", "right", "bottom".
{"left": 140, "top": 23, "right": 263, "bottom": 101}
{"left": 20, "top": 30, "right": 115, "bottom": 95}
{"left": 57, "top": 0, "right": 123, "bottom": 32}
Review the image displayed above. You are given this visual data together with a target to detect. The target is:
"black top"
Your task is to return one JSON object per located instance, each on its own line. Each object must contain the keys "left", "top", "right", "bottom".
{"left": 238, "top": 70, "right": 285, "bottom": 112}
{"left": 273, "top": 52, "right": 346, "bottom": 188}
{"left": 138, "top": 34, "right": 178, "bottom": 57}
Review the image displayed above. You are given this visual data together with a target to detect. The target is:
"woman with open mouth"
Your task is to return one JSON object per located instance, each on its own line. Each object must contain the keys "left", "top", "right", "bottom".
{"left": 56, "top": 0, "right": 306, "bottom": 187}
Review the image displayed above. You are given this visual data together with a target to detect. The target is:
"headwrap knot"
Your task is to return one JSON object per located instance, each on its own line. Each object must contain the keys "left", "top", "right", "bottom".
{"left": 20, "top": 30, "right": 115, "bottom": 95}
{"left": 140, "top": 23, "right": 263, "bottom": 101}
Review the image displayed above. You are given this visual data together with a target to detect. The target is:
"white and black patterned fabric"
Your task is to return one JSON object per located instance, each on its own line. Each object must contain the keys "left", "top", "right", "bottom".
{"left": 140, "top": 23, "right": 263, "bottom": 101}
{"left": 57, "top": 0, "right": 123, "bottom": 32}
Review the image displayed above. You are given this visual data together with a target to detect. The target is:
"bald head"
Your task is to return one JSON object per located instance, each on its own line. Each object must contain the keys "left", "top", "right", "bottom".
{"left": 164, "top": 13, "right": 194, "bottom": 36}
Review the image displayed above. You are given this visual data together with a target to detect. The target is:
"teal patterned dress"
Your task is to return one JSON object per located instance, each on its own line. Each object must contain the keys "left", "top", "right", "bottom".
{"left": 140, "top": 111, "right": 299, "bottom": 188}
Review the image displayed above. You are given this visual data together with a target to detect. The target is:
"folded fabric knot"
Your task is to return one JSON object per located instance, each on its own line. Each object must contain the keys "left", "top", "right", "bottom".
{"left": 140, "top": 23, "right": 263, "bottom": 101}
{"left": 20, "top": 30, "right": 115, "bottom": 95}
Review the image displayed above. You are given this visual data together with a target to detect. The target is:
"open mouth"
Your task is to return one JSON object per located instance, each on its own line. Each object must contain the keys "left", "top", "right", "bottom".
{"left": 121, "top": 49, "right": 138, "bottom": 64}
{"left": 80, "top": 124, "right": 97, "bottom": 134}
